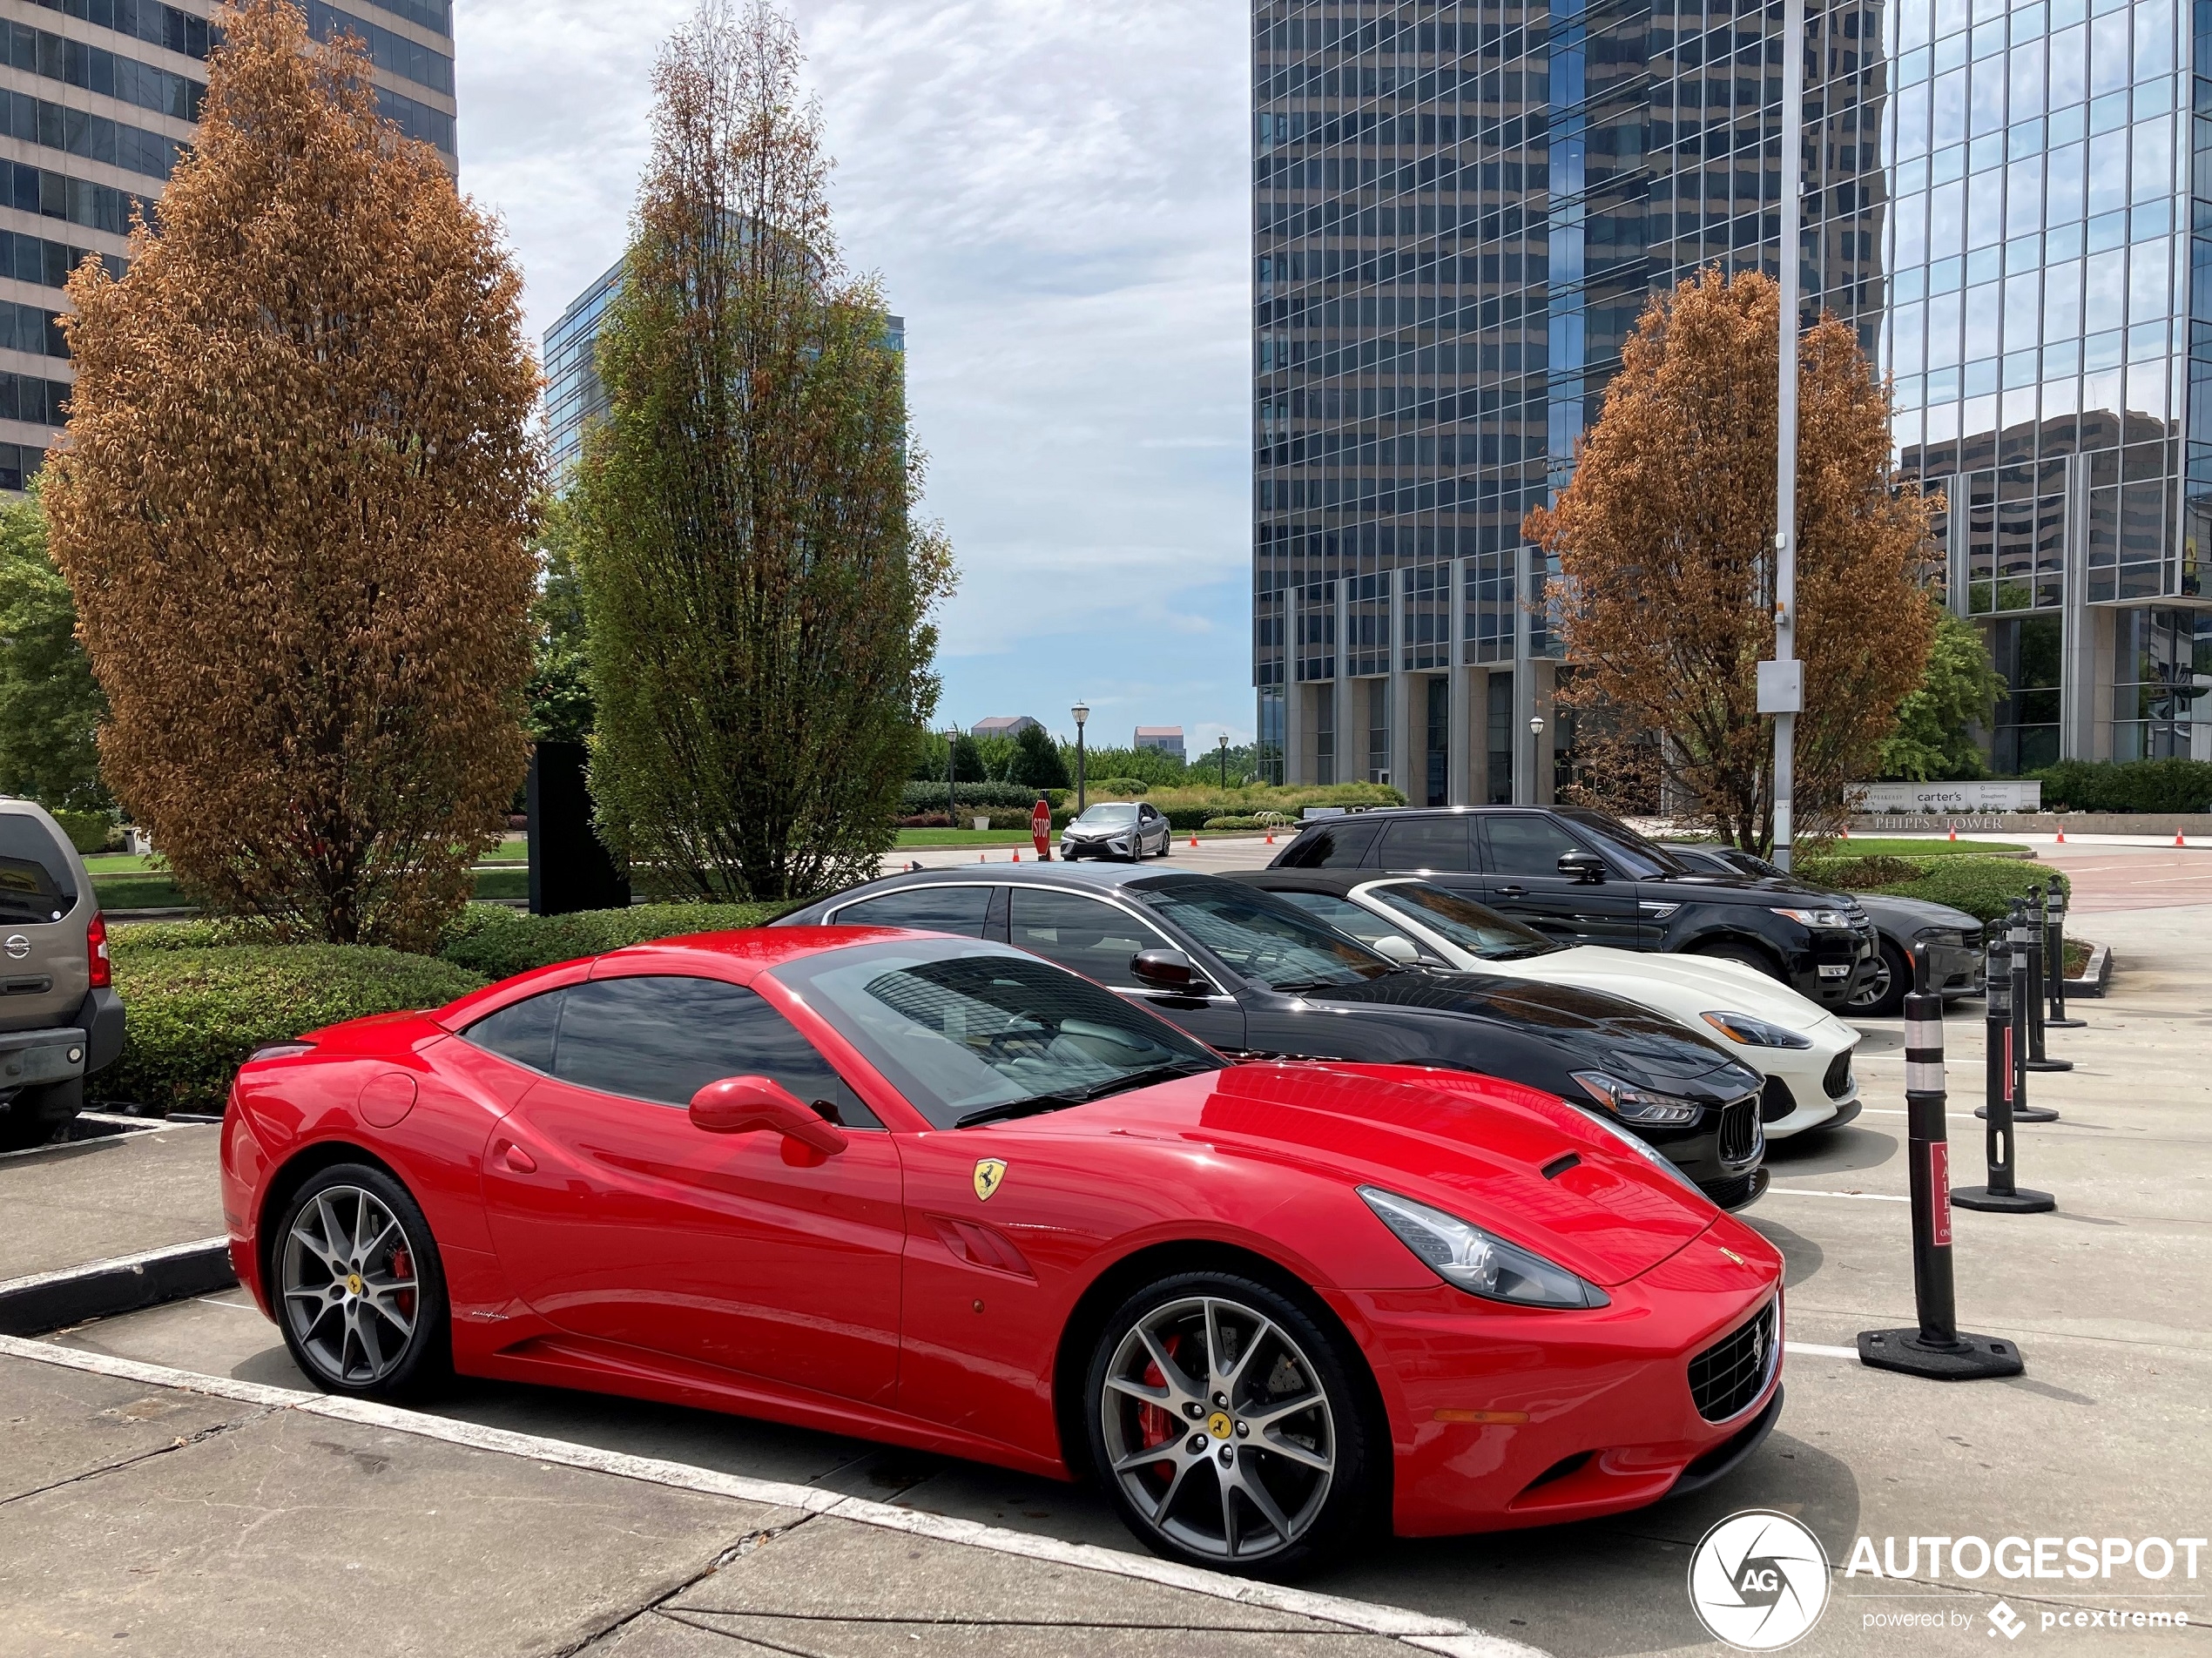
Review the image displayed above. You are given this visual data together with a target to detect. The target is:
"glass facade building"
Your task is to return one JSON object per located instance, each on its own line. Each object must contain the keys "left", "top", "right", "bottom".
{"left": 0, "top": 0, "right": 458, "bottom": 492}
{"left": 1253, "top": 0, "right": 2208, "bottom": 792}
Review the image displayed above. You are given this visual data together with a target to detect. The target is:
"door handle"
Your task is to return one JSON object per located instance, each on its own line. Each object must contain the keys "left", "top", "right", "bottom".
{"left": 1494, "top": 884, "right": 1525, "bottom": 897}
{"left": 494, "top": 1138, "right": 537, "bottom": 1175}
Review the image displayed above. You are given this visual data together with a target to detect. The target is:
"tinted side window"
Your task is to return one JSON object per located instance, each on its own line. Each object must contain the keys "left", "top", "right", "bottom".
{"left": 0, "top": 812, "right": 78, "bottom": 924}
{"left": 1376, "top": 816, "right": 1475, "bottom": 872}
{"left": 833, "top": 885, "right": 993, "bottom": 938}
{"left": 555, "top": 975, "right": 881, "bottom": 1126}
{"left": 1008, "top": 889, "right": 1172, "bottom": 984}
{"left": 1275, "top": 817, "right": 1382, "bottom": 869}
{"left": 462, "top": 987, "right": 565, "bottom": 1074}
{"left": 1482, "top": 815, "right": 1588, "bottom": 877}
{"left": 1275, "top": 890, "right": 1423, "bottom": 953}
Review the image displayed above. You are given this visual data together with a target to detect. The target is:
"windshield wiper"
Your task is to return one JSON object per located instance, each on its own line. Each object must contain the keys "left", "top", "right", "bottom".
{"left": 952, "top": 1062, "right": 1216, "bottom": 1128}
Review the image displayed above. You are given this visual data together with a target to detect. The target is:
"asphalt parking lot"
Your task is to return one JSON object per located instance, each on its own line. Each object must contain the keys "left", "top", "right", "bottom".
{"left": 3, "top": 853, "right": 2207, "bottom": 1656}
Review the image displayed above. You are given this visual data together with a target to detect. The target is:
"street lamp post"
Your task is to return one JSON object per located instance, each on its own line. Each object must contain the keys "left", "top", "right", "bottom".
{"left": 1530, "top": 714, "right": 1546, "bottom": 803}
{"left": 945, "top": 725, "right": 960, "bottom": 830}
{"left": 1071, "top": 701, "right": 1089, "bottom": 816}
{"left": 1218, "top": 732, "right": 1231, "bottom": 791}
{"left": 1767, "top": 0, "right": 1806, "bottom": 872}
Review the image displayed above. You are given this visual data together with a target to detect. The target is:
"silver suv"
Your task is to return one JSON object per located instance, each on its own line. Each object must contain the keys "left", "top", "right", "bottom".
{"left": 0, "top": 799, "right": 124, "bottom": 1149}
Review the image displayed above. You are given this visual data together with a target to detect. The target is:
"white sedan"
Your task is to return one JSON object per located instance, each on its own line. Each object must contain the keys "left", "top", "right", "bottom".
{"left": 1238, "top": 871, "right": 1862, "bottom": 1140}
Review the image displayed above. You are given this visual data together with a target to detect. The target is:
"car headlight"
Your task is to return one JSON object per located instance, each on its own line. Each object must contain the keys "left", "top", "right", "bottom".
{"left": 1771, "top": 906, "right": 1855, "bottom": 927}
{"left": 1914, "top": 926, "right": 1966, "bottom": 947}
{"left": 1358, "top": 1187, "right": 1607, "bottom": 1309}
{"left": 1571, "top": 1070, "right": 1704, "bottom": 1124}
{"left": 1700, "top": 1010, "right": 1814, "bottom": 1049}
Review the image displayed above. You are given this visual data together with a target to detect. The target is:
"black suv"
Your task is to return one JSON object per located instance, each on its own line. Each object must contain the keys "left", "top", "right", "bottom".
{"left": 1271, "top": 805, "right": 1877, "bottom": 1008}
{"left": 779, "top": 864, "right": 1769, "bottom": 1208}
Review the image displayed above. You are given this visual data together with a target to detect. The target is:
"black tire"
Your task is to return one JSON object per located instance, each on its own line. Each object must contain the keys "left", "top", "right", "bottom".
{"left": 0, "top": 1077, "right": 83, "bottom": 1152}
{"left": 1846, "top": 939, "right": 1911, "bottom": 1019}
{"left": 1690, "top": 940, "right": 1785, "bottom": 982}
{"left": 272, "top": 1163, "right": 450, "bottom": 1399}
{"left": 1083, "top": 1270, "right": 1380, "bottom": 1578}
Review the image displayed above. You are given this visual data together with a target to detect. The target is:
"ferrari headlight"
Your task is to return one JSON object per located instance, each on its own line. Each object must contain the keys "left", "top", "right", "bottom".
{"left": 1700, "top": 1010, "right": 1814, "bottom": 1049}
{"left": 1771, "top": 906, "right": 1854, "bottom": 928}
{"left": 1358, "top": 1187, "right": 1606, "bottom": 1309}
{"left": 1571, "top": 1069, "right": 1703, "bottom": 1124}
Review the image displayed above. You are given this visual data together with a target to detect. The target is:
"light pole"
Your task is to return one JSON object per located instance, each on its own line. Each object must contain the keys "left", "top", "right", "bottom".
{"left": 945, "top": 725, "right": 960, "bottom": 830}
{"left": 1071, "top": 700, "right": 1089, "bottom": 816}
{"left": 1218, "top": 732, "right": 1231, "bottom": 791}
{"left": 1765, "top": 0, "right": 1806, "bottom": 872}
{"left": 1530, "top": 714, "right": 1546, "bottom": 803}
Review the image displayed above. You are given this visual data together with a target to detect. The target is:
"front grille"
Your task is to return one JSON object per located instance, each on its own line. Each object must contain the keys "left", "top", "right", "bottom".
{"left": 1689, "top": 1300, "right": 1777, "bottom": 1422}
{"left": 1962, "top": 924, "right": 1984, "bottom": 952}
{"left": 1716, "top": 1095, "right": 1758, "bottom": 1162}
{"left": 1701, "top": 1170, "right": 1757, "bottom": 1210}
{"left": 1824, "top": 1050, "right": 1855, "bottom": 1100}
{"left": 1759, "top": 1075, "right": 1796, "bottom": 1122}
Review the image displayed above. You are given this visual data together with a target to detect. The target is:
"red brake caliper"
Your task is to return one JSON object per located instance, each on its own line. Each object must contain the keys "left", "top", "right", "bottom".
{"left": 1136, "top": 1333, "right": 1183, "bottom": 1479}
{"left": 388, "top": 1245, "right": 415, "bottom": 1321}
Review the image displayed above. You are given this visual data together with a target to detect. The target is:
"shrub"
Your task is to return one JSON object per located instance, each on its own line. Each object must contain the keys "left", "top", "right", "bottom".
{"left": 898, "top": 781, "right": 1042, "bottom": 815}
{"left": 49, "top": 808, "right": 116, "bottom": 855}
{"left": 2031, "top": 758, "right": 2212, "bottom": 814}
{"left": 434, "top": 900, "right": 792, "bottom": 981}
{"left": 1796, "top": 853, "right": 2067, "bottom": 925}
{"left": 103, "top": 944, "right": 487, "bottom": 1114}
{"left": 111, "top": 916, "right": 280, "bottom": 951}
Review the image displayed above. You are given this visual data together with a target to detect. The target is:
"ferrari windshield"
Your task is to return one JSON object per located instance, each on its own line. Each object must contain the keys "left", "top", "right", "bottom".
{"left": 1129, "top": 875, "right": 1392, "bottom": 991}
{"left": 1075, "top": 803, "right": 1139, "bottom": 825}
{"left": 1366, "top": 881, "right": 1560, "bottom": 960}
{"left": 768, "top": 939, "right": 1220, "bottom": 1130}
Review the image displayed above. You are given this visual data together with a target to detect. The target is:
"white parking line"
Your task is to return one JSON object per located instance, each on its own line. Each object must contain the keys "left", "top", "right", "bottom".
{"left": 1762, "top": 1187, "right": 1911, "bottom": 1203}
{"left": 0, "top": 1332, "right": 1549, "bottom": 1658}
{"left": 1784, "top": 1342, "right": 1860, "bottom": 1359}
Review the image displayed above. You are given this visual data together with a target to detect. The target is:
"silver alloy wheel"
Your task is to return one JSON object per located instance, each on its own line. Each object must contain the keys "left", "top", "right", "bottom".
{"left": 1099, "top": 1294, "right": 1335, "bottom": 1561}
{"left": 281, "top": 1184, "right": 420, "bottom": 1387}
{"left": 1848, "top": 949, "right": 1893, "bottom": 1010}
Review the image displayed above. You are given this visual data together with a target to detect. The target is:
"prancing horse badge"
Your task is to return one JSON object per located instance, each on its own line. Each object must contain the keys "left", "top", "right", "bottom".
{"left": 973, "top": 1159, "right": 1008, "bottom": 1202}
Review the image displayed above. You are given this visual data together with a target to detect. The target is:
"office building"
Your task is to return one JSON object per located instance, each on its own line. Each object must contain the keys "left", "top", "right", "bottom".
{"left": 971, "top": 715, "right": 1042, "bottom": 738}
{"left": 0, "top": 0, "right": 458, "bottom": 492}
{"left": 543, "top": 257, "right": 907, "bottom": 486}
{"left": 1134, "top": 725, "right": 1188, "bottom": 759}
{"left": 1252, "top": 0, "right": 2206, "bottom": 795}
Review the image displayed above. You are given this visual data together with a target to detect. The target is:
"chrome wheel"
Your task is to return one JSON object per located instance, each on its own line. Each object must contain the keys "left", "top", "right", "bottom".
{"left": 1847, "top": 953, "right": 1891, "bottom": 1011}
{"left": 1098, "top": 1294, "right": 1335, "bottom": 1562}
{"left": 281, "top": 1184, "right": 420, "bottom": 1387}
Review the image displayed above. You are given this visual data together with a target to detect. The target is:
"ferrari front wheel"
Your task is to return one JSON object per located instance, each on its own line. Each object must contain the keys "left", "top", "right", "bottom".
{"left": 274, "top": 1163, "right": 449, "bottom": 1399}
{"left": 1085, "top": 1271, "right": 1378, "bottom": 1576}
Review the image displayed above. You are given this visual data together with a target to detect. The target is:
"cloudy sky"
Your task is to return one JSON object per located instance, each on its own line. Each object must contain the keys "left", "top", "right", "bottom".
{"left": 453, "top": 0, "right": 1255, "bottom": 753}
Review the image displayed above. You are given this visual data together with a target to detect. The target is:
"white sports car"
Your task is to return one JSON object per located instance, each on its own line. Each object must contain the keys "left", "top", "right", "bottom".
{"left": 1234, "top": 869, "right": 1862, "bottom": 1141}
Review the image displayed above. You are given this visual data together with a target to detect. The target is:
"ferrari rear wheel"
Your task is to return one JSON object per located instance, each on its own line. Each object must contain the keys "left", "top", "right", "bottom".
{"left": 1086, "top": 1272, "right": 1376, "bottom": 1576}
{"left": 275, "top": 1163, "right": 448, "bottom": 1399}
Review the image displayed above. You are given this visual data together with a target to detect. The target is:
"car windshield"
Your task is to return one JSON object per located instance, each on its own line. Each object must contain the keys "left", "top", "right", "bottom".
{"left": 767, "top": 939, "right": 1221, "bottom": 1130}
{"left": 1366, "top": 881, "right": 1561, "bottom": 960}
{"left": 1128, "top": 875, "right": 1393, "bottom": 990}
{"left": 1555, "top": 808, "right": 1694, "bottom": 878}
{"left": 1076, "top": 804, "right": 1139, "bottom": 825}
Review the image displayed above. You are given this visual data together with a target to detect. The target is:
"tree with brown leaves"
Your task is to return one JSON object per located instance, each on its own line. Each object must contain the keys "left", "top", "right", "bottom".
{"left": 1525, "top": 269, "right": 1938, "bottom": 852}
{"left": 47, "top": 0, "right": 540, "bottom": 949}
{"left": 572, "top": 0, "right": 954, "bottom": 902}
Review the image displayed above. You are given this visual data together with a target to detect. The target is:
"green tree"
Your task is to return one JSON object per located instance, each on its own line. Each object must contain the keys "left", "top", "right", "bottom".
{"left": 527, "top": 497, "right": 595, "bottom": 744}
{"left": 1008, "top": 722, "right": 1070, "bottom": 790}
{"left": 0, "top": 485, "right": 108, "bottom": 811}
{"left": 1878, "top": 603, "right": 2006, "bottom": 781}
{"left": 573, "top": 0, "right": 953, "bottom": 901}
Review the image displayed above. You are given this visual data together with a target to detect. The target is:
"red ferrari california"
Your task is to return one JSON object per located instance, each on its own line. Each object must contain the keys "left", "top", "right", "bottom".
{"left": 219, "top": 927, "right": 1785, "bottom": 1574}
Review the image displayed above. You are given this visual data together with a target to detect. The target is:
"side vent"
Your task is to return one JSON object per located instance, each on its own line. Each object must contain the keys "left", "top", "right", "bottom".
{"left": 928, "top": 1215, "right": 1035, "bottom": 1279}
{"left": 1540, "top": 1152, "right": 1581, "bottom": 1181}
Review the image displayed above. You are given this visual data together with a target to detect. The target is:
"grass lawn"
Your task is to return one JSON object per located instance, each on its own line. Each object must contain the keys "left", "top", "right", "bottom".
{"left": 1822, "top": 836, "right": 2031, "bottom": 857}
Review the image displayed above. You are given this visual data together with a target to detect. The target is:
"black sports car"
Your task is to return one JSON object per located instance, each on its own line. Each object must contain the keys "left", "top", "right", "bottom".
{"left": 778, "top": 864, "right": 1770, "bottom": 1209}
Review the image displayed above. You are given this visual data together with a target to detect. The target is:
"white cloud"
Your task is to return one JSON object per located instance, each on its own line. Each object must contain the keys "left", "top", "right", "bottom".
{"left": 454, "top": 0, "right": 1257, "bottom": 740}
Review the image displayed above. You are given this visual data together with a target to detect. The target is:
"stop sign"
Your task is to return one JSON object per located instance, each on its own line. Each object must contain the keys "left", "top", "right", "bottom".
{"left": 1031, "top": 799, "right": 1051, "bottom": 859}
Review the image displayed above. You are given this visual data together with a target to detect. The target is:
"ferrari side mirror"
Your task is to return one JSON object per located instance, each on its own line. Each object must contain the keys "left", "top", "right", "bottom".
{"left": 689, "top": 1075, "right": 848, "bottom": 1156}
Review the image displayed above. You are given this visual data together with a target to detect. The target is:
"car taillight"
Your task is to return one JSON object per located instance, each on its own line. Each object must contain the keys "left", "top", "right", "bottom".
{"left": 86, "top": 911, "right": 111, "bottom": 989}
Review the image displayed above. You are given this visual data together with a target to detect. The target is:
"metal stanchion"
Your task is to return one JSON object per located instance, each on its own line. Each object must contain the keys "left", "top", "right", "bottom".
{"left": 1858, "top": 950, "right": 2027, "bottom": 1379}
{"left": 2045, "top": 883, "right": 2085, "bottom": 1029}
{"left": 1956, "top": 934, "right": 2054, "bottom": 1213}
{"left": 2022, "top": 884, "right": 2072, "bottom": 1073}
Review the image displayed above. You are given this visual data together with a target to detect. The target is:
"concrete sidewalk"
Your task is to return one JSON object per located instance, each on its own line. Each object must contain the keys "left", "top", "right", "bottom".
{"left": 0, "top": 1339, "right": 1526, "bottom": 1658}
{"left": 0, "top": 1121, "right": 221, "bottom": 1281}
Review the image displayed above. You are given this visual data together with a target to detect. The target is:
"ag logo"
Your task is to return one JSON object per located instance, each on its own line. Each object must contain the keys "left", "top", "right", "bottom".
{"left": 972, "top": 1158, "right": 1008, "bottom": 1202}
{"left": 1687, "top": 1509, "right": 1831, "bottom": 1650}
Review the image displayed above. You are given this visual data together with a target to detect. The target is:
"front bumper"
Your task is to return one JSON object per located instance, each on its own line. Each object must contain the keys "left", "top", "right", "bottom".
{"left": 1790, "top": 922, "right": 1878, "bottom": 1007}
{"left": 1615, "top": 1088, "right": 1765, "bottom": 1207}
{"left": 1336, "top": 1221, "right": 1784, "bottom": 1537}
{"left": 1746, "top": 1025, "right": 1859, "bottom": 1141}
{"left": 1060, "top": 836, "right": 1136, "bottom": 860}
{"left": 1920, "top": 939, "right": 1986, "bottom": 998}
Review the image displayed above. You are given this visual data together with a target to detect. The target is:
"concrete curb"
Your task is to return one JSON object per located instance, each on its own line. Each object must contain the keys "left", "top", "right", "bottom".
{"left": 2065, "top": 942, "right": 2113, "bottom": 1000}
{"left": 0, "top": 1332, "right": 1552, "bottom": 1658}
{"left": 0, "top": 1236, "right": 235, "bottom": 1337}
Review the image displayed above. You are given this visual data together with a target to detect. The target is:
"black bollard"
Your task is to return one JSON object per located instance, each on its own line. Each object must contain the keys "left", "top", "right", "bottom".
{"left": 2046, "top": 882, "right": 2086, "bottom": 1029}
{"left": 2023, "top": 885, "right": 2073, "bottom": 1073}
{"left": 1957, "top": 935, "right": 2055, "bottom": 1213}
{"left": 1858, "top": 958, "right": 2027, "bottom": 1379}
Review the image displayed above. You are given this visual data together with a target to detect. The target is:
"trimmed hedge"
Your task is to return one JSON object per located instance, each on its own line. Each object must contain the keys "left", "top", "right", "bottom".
{"left": 2030, "top": 758, "right": 2212, "bottom": 814}
{"left": 1795, "top": 853, "right": 2068, "bottom": 925}
{"left": 104, "top": 943, "right": 487, "bottom": 1114}
{"left": 435, "top": 900, "right": 790, "bottom": 981}
{"left": 898, "top": 781, "right": 1043, "bottom": 814}
{"left": 111, "top": 916, "right": 279, "bottom": 951}
{"left": 50, "top": 809, "right": 117, "bottom": 854}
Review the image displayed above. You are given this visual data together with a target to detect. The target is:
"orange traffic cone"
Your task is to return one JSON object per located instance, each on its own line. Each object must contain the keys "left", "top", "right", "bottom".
{"left": 979, "top": 852, "right": 987, "bottom": 863}
{"left": 1190, "top": 834, "right": 1199, "bottom": 849}
{"left": 1948, "top": 826, "right": 1957, "bottom": 842}
{"left": 1012, "top": 851, "right": 1020, "bottom": 862}
{"left": 1840, "top": 825, "right": 1851, "bottom": 840}
{"left": 2177, "top": 831, "right": 2188, "bottom": 847}
{"left": 1265, "top": 830, "right": 1274, "bottom": 845}
{"left": 2055, "top": 827, "right": 2065, "bottom": 845}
